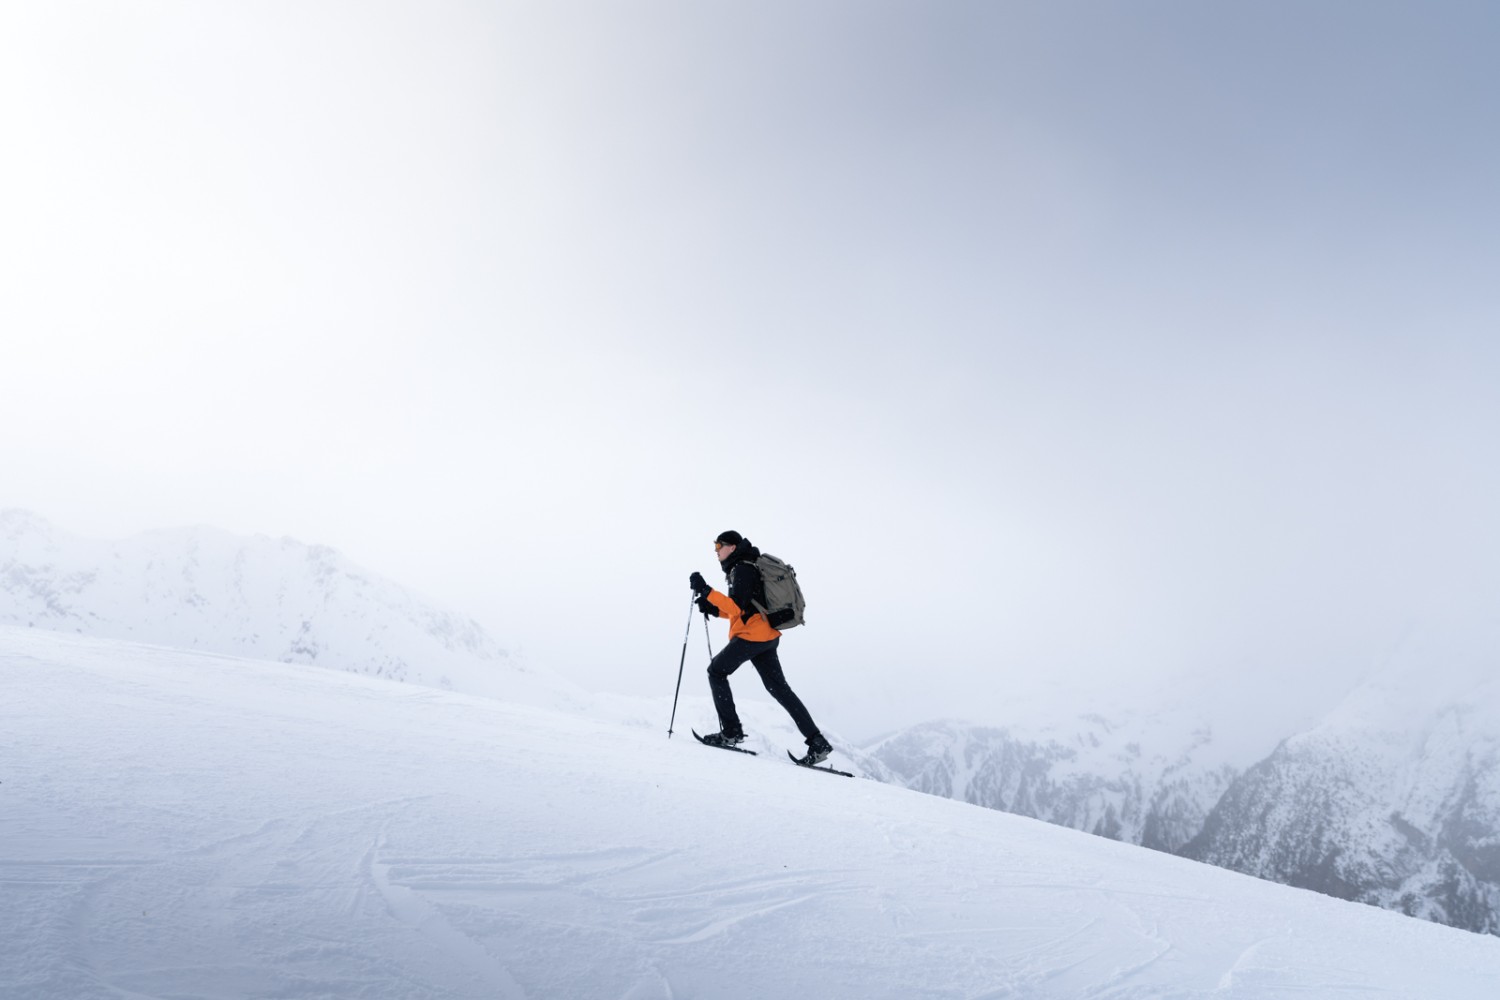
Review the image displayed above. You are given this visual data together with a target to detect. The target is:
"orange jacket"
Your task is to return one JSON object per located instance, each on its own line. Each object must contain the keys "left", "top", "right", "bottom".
{"left": 706, "top": 588, "right": 782, "bottom": 643}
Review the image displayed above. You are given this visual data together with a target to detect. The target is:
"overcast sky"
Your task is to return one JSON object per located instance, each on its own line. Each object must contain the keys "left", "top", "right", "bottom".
{"left": 4, "top": 2, "right": 1498, "bottom": 744}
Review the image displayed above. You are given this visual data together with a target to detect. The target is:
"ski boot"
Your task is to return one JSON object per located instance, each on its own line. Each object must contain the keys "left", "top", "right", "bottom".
{"left": 793, "top": 735, "right": 833, "bottom": 766}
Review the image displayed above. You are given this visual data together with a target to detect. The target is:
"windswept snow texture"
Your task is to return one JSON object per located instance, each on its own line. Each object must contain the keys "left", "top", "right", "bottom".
{"left": 0, "top": 508, "right": 578, "bottom": 707}
{"left": 5, "top": 627, "right": 1500, "bottom": 999}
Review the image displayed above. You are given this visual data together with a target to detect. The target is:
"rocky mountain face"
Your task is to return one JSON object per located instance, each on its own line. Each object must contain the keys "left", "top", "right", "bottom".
{"left": 870, "top": 670, "right": 1500, "bottom": 938}
{"left": 0, "top": 509, "right": 578, "bottom": 707}
{"left": 1183, "top": 673, "right": 1500, "bottom": 935}
{"left": 868, "top": 711, "right": 1242, "bottom": 854}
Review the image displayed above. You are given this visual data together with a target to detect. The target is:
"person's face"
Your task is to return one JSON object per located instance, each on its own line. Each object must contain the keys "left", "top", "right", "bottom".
{"left": 715, "top": 541, "right": 736, "bottom": 563}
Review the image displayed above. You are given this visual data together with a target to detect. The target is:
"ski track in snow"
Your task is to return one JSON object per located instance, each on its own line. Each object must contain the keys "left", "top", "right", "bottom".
{"left": 366, "top": 830, "right": 530, "bottom": 1000}
{"left": 4, "top": 626, "right": 1500, "bottom": 999}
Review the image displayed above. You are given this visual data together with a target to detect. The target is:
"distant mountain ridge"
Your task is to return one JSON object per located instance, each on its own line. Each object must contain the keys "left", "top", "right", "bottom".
{"left": 0, "top": 509, "right": 575, "bottom": 707}
{"left": 1184, "top": 671, "right": 1500, "bottom": 935}
{"left": 868, "top": 710, "right": 1241, "bottom": 854}
{"left": 869, "top": 668, "right": 1500, "bottom": 938}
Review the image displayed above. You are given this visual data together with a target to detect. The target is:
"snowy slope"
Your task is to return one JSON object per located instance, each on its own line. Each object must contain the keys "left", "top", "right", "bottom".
{"left": 5, "top": 626, "right": 1500, "bottom": 1000}
{"left": 0, "top": 509, "right": 579, "bottom": 708}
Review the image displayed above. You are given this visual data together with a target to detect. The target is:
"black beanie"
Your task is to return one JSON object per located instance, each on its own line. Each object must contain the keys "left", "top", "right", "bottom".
{"left": 715, "top": 530, "right": 744, "bottom": 547}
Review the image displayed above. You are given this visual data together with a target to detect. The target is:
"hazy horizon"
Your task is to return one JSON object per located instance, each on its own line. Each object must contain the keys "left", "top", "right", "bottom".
{"left": 5, "top": 2, "right": 1499, "bottom": 743}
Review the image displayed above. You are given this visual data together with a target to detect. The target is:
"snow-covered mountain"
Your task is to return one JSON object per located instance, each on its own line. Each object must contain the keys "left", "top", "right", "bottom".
{"left": 0, "top": 508, "right": 578, "bottom": 707}
{"left": 8, "top": 625, "right": 1500, "bottom": 1000}
{"left": 1184, "top": 667, "right": 1500, "bottom": 934}
{"left": 870, "top": 657, "right": 1500, "bottom": 938}
{"left": 868, "top": 709, "right": 1242, "bottom": 854}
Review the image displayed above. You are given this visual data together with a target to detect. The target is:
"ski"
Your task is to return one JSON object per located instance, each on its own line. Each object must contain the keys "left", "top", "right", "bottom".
{"left": 787, "top": 751, "right": 854, "bottom": 778}
{"left": 692, "top": 730, "right": 757, "bottom": 755}
{"left": 690, "top": 730, "right": 850, "bottom": 776}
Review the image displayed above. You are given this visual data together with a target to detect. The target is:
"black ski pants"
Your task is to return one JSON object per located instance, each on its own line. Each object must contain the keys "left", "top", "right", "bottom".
{"left": 707, "top": 637, "right": 821, "bottom": 742}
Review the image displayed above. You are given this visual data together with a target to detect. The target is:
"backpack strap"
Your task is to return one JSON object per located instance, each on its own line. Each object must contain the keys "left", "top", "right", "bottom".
{"left": 727, "top": 560, "right": 764, "bottom": 620}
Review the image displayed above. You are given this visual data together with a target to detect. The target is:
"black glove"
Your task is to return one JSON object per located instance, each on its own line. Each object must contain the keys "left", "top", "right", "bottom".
{"left": 689, "top": 572, "right": 711, "bottom": 599}
{"left": 696, "top": 596, "right": 718, "bottom": 617}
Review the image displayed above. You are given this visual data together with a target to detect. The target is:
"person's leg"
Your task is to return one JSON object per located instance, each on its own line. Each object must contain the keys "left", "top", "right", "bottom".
{"left": 707, "top": 638, "right": 758, "bottom": 736}
{"left": 749, "top": 640, "right": 823, "bottom": 743}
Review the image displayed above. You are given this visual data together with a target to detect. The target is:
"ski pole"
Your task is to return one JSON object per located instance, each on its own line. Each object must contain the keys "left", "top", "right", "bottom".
{"left": 668, "top": 596, "right": 695, "bottom": 738}
{"left": 704, "top": 611, "right": 714, "bottom": 660}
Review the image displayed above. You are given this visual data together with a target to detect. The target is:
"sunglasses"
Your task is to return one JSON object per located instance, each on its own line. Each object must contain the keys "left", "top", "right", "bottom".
{"left": 713, "top": 541, "right": 730, "bottom": 550}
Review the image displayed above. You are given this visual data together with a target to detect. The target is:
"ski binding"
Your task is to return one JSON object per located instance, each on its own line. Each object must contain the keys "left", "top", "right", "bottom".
{"left": 692, "top": 730, "right": 757, "bottom": 755}
{"left": 787, "top": 751, "right": 854, "bottom": 778}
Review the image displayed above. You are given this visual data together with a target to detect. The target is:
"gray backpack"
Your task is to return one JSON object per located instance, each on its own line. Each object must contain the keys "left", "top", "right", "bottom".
{"left": 750, "top": 553, "right": 806, "bottom": 630}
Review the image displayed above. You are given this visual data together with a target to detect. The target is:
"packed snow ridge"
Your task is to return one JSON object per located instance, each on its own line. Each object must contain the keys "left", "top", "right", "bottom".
{"left": 7, "top": 627, "right": 1500, "bottom": 999}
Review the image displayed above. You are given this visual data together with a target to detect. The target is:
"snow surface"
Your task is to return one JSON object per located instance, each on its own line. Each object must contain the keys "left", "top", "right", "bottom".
{"left": 6, "top": 625, "right": 1500, "bottom": 999}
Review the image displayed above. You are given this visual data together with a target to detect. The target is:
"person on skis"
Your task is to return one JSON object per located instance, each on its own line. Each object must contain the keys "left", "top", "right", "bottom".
{"left": 689, "top": 530, "right": 834, "bottom": 766}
